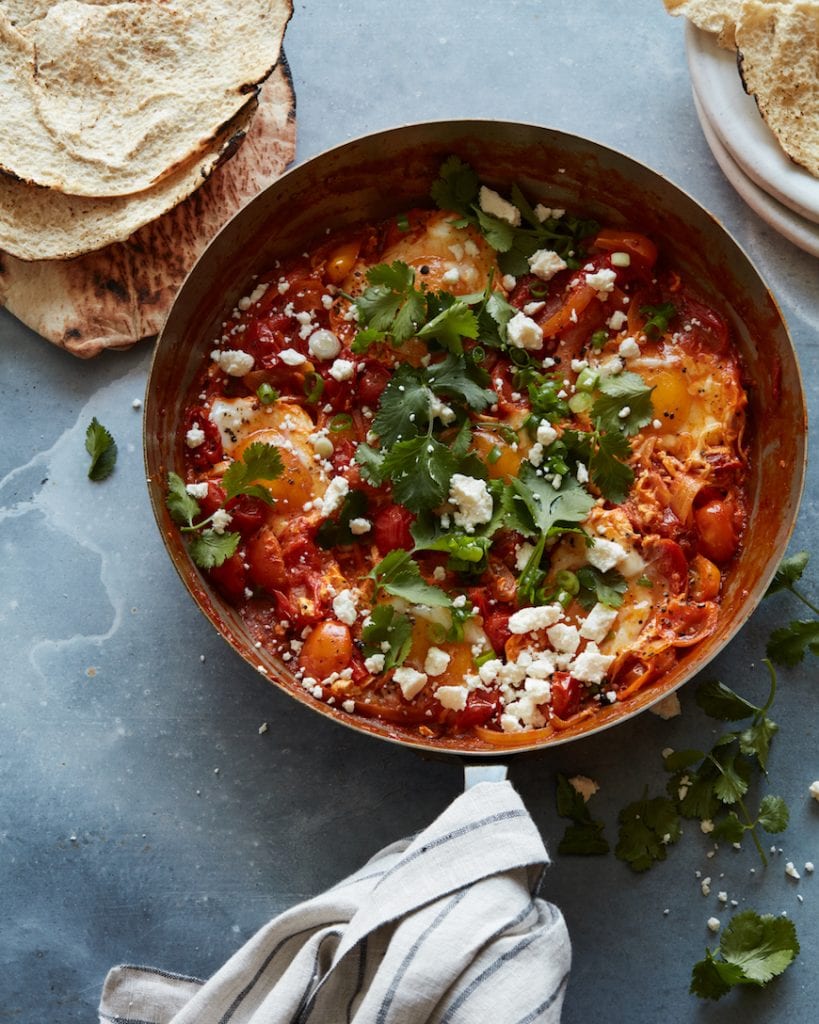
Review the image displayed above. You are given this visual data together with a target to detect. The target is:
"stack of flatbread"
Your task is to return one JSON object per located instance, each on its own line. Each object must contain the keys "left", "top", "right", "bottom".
{"left": 0, "top": 0, "right": 295, "bottom": 357}
{"left": 664, "top": 1, "right": 819, "bottom": 180}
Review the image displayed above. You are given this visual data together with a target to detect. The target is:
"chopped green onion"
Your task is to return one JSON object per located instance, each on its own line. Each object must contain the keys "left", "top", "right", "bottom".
{"left": 568, "top": 392, "right": 593, "bottom": 414}
{"left": 329, "top": 413, "right": 353, "bottom": 432}
{"left": 575, "top": 367, "right": 599, "bottom": 392}
{"left": 471, "top": 345, "right": 486, "bottom": 363}
{"left": 486, "top": 444, "right": 502, "bottom": 465}
{"left": 396, "top": 213, "right": 410, "bottom": 233}
{"left": 509, "top": 348, "right": 530, "bottom": 367}
{"left": 303, "top": 372, "right": 324, "bottom": 404}
{"left": 528, "top": 282, "right": 549, "bottom": 299}
{"left": 257, "top": 383, "right": 279, "bottom": 405}
{"left": 590, "top": 329, "right": 608, "bottom": 350}
{"left": 637, "top": 574, "right": 653, "bottom": 588}
{"left": 555, "top": 569, "right": 580, "bottom": 596}
{"left": 475, "top": 650, "right": 497, "bottom": 668}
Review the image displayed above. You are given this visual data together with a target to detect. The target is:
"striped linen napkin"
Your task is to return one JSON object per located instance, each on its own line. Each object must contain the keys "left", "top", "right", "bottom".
{"left": 99, "top": 781, "right": 571, "bottom": 1024}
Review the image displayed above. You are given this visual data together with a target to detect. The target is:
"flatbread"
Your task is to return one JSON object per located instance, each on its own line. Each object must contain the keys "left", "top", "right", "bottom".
{"left": 0, "top": 0, "right": 292, "bottom": 197}
{"left": 737, "top": 1, "right": 819, "bottom": 178}
{"left": 0, "top": 95, "right": 258, "bottom": 261}
{"left": 0, "top": 61, "right": 297, "bottom": 358}
{"left": 663, "top": 0, "right": 744, "bottom": 46}
{"left": 0, "top": 0, "right": 118, "bottom": 28}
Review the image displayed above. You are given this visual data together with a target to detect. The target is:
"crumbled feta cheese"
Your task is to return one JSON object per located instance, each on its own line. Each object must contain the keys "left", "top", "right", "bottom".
{"left": 424, "top": 647, "right": 451, "bottom": 677}
{"left": 618, "top": 337, "right": 641, "bottom": 360}
{"left": 508, "top": 604, "right": 563, "bottom": 635}
{"left": 237, "top": 282, "right": 268, "bottom": 309}
{"left": 308, "top": 329, "right": 341, "bottom": 361}
{"left": 394, "top": 666, "right": 428, "bottom": 700}
{"left": 479, "top": 185, "right": 521, "bottom": 226}
{"left": 449, "top": 474, "right": 493, "bottom": 533}
{"left": 809, "top": 780, "right": 819, "bottom": 801}
{"left": 318, "top": 476, "right": 349, "bottom": 516}
{"left": 507, "top": 311, "right": 544, "bottom": 350}
{"left": 785, "top": 861, "right": 801, "bottom": 880}
{"left": 523, "top": 301, "right": 546, "bottom": 316}
{"left": 650, "top": 692, "right": 682, "bottom": 720}
{"left": 349, "top": 518, "right": 371, "bottom": 535}
{"left": 707, "top": 917, "right": 721, "bottom": 934}
{"left": 585, "top": 267, "right": 617, "bottom": 298}
{"left": 436, "top": 685, "right": 468, "bottom": 711}
{"left": 536, "top": 420, "right": 558, "bottom": 447}
{"left": 576, "top": 462, "right": 589, "bottom": 484}
{"left": 502, "top": 274, "right": 517, "bottom": 290}
{"left": 587, "top": 537, "right": 629, "bottom": 573}
{"left": 527, "top": 442, "right": 544, "bottom": 468}
{"left": 186, "top": 483, "right": 209, "bottom": 499}
{"left": 569, "top": 775, "right": 599, "bottom": 802}
{"left": 442, "top": 267, "right": 460, "bottom": 285}
{"left": 547, "top": 623, "right": 580, "bottom": 654}
{"left": 364, "top": 654, "right": 385, "bottom": 674}
{"left": 212, "top": 349, "right": 255, "bottom": 376}
{"left": 570, "top": 643, "right": 615, "bottom": 683}
{"left": 185, "top": 426, "right": 205, "bottom": 448}
{"left": 211, "top": 509, "right": 233, "bottom": 534}
{"left": 528, "top": 248, "right": 567, "bottom": 281}
{"left": 332, "top": 589, "right": 358, "bottom": 626}
{"left": 279, "top": 348, "right": 307, "bottom": 366}
{"left": 579, "top": 602, "right": 618, "bottom": 643}
{"left": 607, "top": 310, "right": 628, "bottom": 331}
{"left": 430, "top": 394, "right": 457, "bottom": 425}
{"left": 329, "top": 358, "right": 355, "bottom": 381}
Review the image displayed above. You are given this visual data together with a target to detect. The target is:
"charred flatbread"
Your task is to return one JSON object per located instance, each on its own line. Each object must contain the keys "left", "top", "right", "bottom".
{"left": 0, "top": 63, "right": 296, "bottom": 357}
{"left": 0, "top": 0, "right": 292, "bottom": 198}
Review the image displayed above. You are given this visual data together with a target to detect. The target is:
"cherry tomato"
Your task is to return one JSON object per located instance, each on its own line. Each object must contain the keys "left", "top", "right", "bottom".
{"left": 591, "top": 228, "right": 658, "bottom": 274}
{"left": 208, "top": 552, "right": 247, "bottom": 604}
{"left": 185, "top": 408, "right": 223, "bottom": 469}
{"left": 453, "top": 692, "right": 500, "bottom": 730}
{"left": 225, "top": 494, "right": 266, "bottom": 537}
{"left": 374, "top": 504, "right": 415, "bottom": 553}
{"left": 358, "top": 362, "right": 392, "bottom": 407}
{"left": 198, "top": 481, "right": 226, "bottom": 518}
{"left": 689, "top": 553, "right": 722, "bottom": 602}
{"left": 694, "top": 499, "right": 738, "bottom": 563}
{"left": 550, "top": 673, "right": 584, "bottom": 719}
{"left": 483, "top": 610, "right": 512, "bottom": 654}
{"left": 643, "top": 536, "right": 689, "bottom": 594}
{"left": 298, "top": 620, "right": 353, "bottom": 679}
{"left": 246, "top": 526, "right": 287, "bottom": 592}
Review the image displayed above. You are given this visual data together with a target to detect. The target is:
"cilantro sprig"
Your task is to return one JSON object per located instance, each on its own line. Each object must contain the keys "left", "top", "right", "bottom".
{"left": 555, "top": 775, "right": 610, "bottom": 855}
{"left": 369, "top": 550, "right": 452, "bottom": 607}
{"left": 166, "top": 443, "right": 283, "bottom": 570}
{"left": 640, "top": 301, "right": 677, "bottom": 339}
{"left": 430, "top": 156, "right": 598, "bottom": 275}
{"left": 352, "top": 261, "right": 426, "bottom": 348}
{"left": 615, "top": 789, "right": 682, "bottom": 872}
{"left": 764, "top": 551, "right": 819, "bottom": 666}
{"left": 85, "top": 418, "right": 117, "bottom": 481}
{"left": 361, "top": 604, "right": 413, "bottom": 672}
{"left": 690, "top": 911, "right": 799, "bottom": 1000}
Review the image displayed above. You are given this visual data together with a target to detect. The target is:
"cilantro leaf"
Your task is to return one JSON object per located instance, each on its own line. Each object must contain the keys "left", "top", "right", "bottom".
{"left": 417, "top": 300, "right": 479, "bottom": 353}
{"left": 166, "top": 471, "right": 201, "bottom": 526}
{"left": 361, "top": 604, "right": 413, "bottom": 672}
{"left": 372, "top": 363, "right": 432, "bottom": 447}
{"left": 222, "top": 442, "right": 283, "bottom": 505}
{"left": 555, "top": 775, "right": 610, "bottom": 855}
{"left": 354, "top": 261, "right": 426, "bottom": 343}
{"left": 588, "top": 430, "right": 634, "bottom": 503}
{"left": 576, "top": 564, "right": 628, "bottom": 610}
{"left": 188, "top": 529, "right": 240, "bottom": 569}
{"left": 85, "top": 418, "right": 117, "bottom": 481}
{"left": 370, "top": 550, "right": 452, "bottom": 607}
{"left": 756, "top": 794, "right": 789, "bottom": 834}
{"left": 425, "top": 352, "right": 496, "bottom": 411}
{"left": 670, "top": 765, "right": 720, "bottom": 821}
{"left": 640, "top": 302, "right": 677, "bottom": 339}
{"left": 380, "top": 435, "right": 457, "bottom": 513}
{"left": 767, "top": 619, "right": 819, "bottom": 667}
{"left": 765, "top": 551, "right": 809, "bottom": 595}
{"left": 508, "top": 463, "right": 596, "bottom": 539}
{"left": 315, "top": 490, "right": 369, "bottom": 548}
{"left": 592, "top": 371, "right": 654, "bottom": 436}
{"left": 710, "top": 750, "right": 751, "bottom": 805}
{"left": 430, "top": 156, "right": 480, "bottom": 218}
{"left": 738, "top": 717, "right": 778, "bottom": 770}
{"left": 696, "top": 679, "right": 760, "bottom": 721}
{"left": 474, "top": 208, "right": 516, "bottom": 252}
{"left": 712, "top": 812, "right": 747, "bottom": 844}
{"left": 691, "top": 910, "right": 800, "bottom": 997}
{"left": 354, "top": 443, "right": 385, "bottom": 485}
{"left": 516, "top": 534, "right": 548, "bottom": 607}
{"left": 616, "top": 792, "right": 681, "bottom": 872}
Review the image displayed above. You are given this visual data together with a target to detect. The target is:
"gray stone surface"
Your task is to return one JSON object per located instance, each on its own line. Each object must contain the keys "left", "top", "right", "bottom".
{"left": 2, "top": 1, "right": 818, "bottom": 1021}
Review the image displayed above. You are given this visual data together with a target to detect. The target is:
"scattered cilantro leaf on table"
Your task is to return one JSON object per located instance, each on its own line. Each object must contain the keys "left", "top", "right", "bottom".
{"left": 85, "top": 418, "right": 117, "bottom": 481}
{"left": 690, "top": 911, "right": 799, "bottom": 1000}
{"left": 764, "top": 551, "right": 819, "bottom": 665}
{"left": 615, "top": 791, "right": 681, "bottom": 872}
{"left": 555, "top": 775, "right": 609, "bottom": 855}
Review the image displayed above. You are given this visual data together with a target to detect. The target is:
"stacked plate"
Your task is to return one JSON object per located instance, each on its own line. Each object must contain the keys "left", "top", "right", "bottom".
{"left": 686, "top": 22, "right": 819, "bottom": 258}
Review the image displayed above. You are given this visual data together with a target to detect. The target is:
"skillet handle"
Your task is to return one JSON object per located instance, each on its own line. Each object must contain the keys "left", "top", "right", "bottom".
{"left": 463, "top": 762, "right": 509, "bottom": 789}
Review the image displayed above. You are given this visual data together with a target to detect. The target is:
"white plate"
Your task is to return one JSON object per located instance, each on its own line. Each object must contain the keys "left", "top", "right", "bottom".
{"left": 691, "top": 88, "right": 819, "bottom": 259}
{"left": 685, "top": 21, "right": 819, "bottom": 225}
